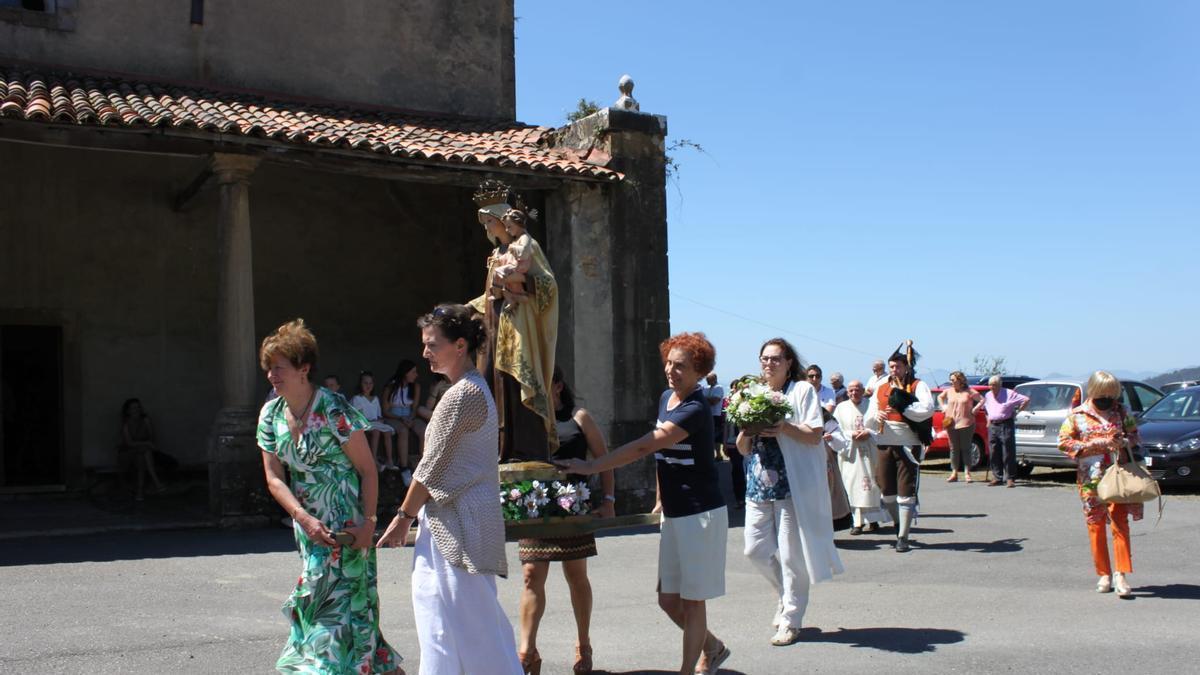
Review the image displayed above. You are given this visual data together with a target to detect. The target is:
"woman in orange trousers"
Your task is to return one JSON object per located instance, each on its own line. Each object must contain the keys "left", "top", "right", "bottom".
{"left": 1058, "top": 371, "right": 1143, "bottom": 597}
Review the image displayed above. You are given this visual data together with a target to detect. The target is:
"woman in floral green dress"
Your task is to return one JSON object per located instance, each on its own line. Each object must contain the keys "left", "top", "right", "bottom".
{"left": 258, "top": 318, "right": 404, "bottom": 674}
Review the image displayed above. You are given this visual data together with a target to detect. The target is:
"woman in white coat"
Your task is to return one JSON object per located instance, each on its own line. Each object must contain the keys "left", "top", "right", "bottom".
{"left": 736, "top": 338, "right": 843, "bottom": 646}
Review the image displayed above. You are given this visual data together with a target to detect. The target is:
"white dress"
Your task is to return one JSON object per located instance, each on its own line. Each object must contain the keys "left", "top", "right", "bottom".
{"left": 350, "top": 394, "right": 395, "bottom": 434}
{"left": 776, "top": 380, "right": 845, "bottom": 584}
{"left": 833, "top": 399, "right": 890, "bottom": 522}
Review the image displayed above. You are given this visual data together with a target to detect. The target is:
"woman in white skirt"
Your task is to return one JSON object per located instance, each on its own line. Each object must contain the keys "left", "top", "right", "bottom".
{"left": 378, "top": 304, "right": 521, "bottom": 675}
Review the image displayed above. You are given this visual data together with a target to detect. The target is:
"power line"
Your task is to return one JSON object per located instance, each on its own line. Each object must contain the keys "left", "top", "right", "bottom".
{"left": 669, "top": 291, "right": 879, "bottom": 358}
{"left": 669, "top": 290, "right": 957, "bottom": 382}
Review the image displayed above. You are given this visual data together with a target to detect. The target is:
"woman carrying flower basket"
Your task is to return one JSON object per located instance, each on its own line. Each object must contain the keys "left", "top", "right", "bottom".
{"left": 554, "top": 332, "right": 731, "bottom": 675}
{"left": 508, "top": 367, "right": 615, "bottom": 675}
{"left": 733, "top": 338, "right": 843, "bottom": 646}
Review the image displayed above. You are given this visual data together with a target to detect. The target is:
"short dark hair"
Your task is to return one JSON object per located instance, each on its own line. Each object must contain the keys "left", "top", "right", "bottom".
{"left": 417, "top": 304, "right": 488, "bottom": 354}
{"left": 807, "top": 364, "right": 823, "bottom": 377}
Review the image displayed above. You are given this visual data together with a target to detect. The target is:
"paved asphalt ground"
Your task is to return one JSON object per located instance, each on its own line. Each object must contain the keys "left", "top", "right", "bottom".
{"left": 3, "top": 463, "right": 1197, "bottom": 674}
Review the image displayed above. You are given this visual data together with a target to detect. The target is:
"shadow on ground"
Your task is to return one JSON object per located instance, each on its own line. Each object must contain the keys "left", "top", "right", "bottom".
{"left": 1132, "top": 584, "right": 1200, "bottom": 600}
{"left": 915, "top": 537, "right": 1027, "bottom": 553}
{"left": 0, "top": 527, "right": 296, "bottom": 567}
{"left": 801, "top": 626, "right": 966, "bottom": 653}
{"left": 596, "top": 671, "right": 748, "bottom": 675}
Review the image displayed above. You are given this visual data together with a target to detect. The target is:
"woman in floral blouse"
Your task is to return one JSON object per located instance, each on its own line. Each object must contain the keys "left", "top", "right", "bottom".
{"left": 1058, "top": 370, "right": 1142, "bottom": 597}
{"left": 257, "top": 318, "right": 403, "bottom": 674}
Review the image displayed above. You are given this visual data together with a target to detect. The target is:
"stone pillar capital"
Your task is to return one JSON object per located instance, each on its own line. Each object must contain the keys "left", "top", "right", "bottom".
{"left": 210, "top": 153, "right": 261, "bottom": 184}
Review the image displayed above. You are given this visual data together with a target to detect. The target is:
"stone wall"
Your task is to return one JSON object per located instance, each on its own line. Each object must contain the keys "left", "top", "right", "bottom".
{"left": 0, "top": 0, "right": 515, "bottom": 118}
{"left": 0, "top": 141, "right": 487, "bottom": 485}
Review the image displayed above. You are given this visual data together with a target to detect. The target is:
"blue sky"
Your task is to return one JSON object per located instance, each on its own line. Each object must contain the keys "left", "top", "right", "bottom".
{"left": 514, "top": 1, "right": 1199, "bottom": 385}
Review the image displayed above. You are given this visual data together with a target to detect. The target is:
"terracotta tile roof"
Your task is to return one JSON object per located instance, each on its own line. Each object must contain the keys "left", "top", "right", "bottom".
{"left": 0, "top": 64, "right": 619, "bottom": 181}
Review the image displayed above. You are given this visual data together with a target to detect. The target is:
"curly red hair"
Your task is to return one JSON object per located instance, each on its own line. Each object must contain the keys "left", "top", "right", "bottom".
{"left": 659, "top": 332, "right": 716, "bottom": 376}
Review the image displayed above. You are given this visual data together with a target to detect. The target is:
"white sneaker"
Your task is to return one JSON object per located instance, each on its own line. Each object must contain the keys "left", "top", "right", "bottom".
{"left": 1113, "top": 573, "right": 1132, "bottom": 597}
{"left": 770, "top": 625, "right": 803, "bottom": 646}
{"left": 1096, "top": 575, "right": 1113, "bottom": 593}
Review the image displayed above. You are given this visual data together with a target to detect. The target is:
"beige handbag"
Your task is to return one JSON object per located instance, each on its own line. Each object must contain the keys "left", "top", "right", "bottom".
{"left": 1096, "top": 448, "right": 1161, "bottom": 504}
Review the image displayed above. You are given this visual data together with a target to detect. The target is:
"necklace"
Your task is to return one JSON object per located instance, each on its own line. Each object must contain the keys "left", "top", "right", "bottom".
{"left": 285, "top": 387, "right": 317, "bottom": 445}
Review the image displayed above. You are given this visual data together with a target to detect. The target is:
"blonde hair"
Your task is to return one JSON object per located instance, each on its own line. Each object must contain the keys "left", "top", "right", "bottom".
{"left": 949, "top": 370, "right": 966, "bottom": 384}
{"left": 259, "top": 318, "right": 319, "bottom": 378}
{"left": 1086, "top": 370, "right": 1120, "bottom": 399}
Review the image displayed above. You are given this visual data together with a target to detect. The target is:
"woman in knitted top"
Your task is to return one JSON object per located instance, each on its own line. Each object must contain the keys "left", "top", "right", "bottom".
{"left": 377, "top": 304, "right": 521, "bottom": 675}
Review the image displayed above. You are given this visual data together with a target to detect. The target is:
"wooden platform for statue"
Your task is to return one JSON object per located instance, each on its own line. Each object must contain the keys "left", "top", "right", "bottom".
{"left": 498, "top": 460, "right": 660, "bottom": 540}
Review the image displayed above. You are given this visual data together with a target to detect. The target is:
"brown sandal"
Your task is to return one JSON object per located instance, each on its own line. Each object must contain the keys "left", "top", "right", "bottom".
{"left": 519, "top": 649, "right": 542, "bottom": 675}
{"left": 573, "top": 644, "right": 593, "bottom": 674}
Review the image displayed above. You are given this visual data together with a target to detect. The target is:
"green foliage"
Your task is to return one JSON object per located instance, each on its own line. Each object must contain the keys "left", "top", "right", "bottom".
{"left": 971, "top": 354, "right": 1008, "bottom": 376}
{"left": 567, "top": 98, "right": 601, "bottom": 123}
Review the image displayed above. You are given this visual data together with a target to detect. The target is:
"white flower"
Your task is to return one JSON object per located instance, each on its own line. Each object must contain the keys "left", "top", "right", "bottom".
{"left": 769, "top": 391, "right": 785, "bottom": 405}
{"left": 737, "top": 401, "right": 752, "bottom": 415}
{"left": 576, "top": 483, "right": 591, "bottom": 502}
{"left": 556, "top": 482, "right": 577, "bottom": 498}
{"left": 508, "top": 488, "right": 522, "bottom": 501}
{"left": 530, "top": 482, "right": 550, "bottom": 506}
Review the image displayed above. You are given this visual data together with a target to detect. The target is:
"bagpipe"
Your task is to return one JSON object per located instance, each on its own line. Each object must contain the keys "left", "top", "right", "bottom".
{"left": 887, "top": 340, "right": 933, "bottom": 446}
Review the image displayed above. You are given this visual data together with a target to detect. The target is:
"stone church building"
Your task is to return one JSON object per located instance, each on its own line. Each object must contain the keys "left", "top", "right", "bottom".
{"left": 0, "top": 1, "right": 669, "bottom": 519}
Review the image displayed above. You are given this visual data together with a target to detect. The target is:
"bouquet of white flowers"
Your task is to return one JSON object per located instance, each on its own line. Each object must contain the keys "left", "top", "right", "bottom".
{"left": 725, "top": 375, "right": 793, "bottom": 435}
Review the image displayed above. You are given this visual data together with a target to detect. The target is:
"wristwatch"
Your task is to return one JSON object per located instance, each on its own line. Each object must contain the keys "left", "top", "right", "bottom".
{"left": 397, "top": 508, "right": 415, "bottom": 520}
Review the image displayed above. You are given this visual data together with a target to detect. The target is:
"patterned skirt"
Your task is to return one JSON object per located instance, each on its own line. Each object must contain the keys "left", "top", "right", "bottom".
{"left": 518, "top": 534, "right": 598, "bottom": 563}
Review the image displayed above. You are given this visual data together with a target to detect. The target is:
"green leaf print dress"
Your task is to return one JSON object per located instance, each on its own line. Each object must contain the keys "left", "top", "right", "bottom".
{"left": 257, "top": 387, "right": 403, "bottom": 674}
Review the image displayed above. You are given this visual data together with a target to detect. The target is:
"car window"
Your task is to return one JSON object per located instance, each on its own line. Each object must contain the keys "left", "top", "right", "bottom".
{"left": 1120, "top": 384, "right": 1137, "bottom": 412}
{"left": 1142, "top": 390, "right": 1200, "bottom": 421}
{"left": 1017, "top": 383, "right": 1080, "bottom": 412}
{"left": 1132, "top": 384, "right": 1163, "bottom": 411}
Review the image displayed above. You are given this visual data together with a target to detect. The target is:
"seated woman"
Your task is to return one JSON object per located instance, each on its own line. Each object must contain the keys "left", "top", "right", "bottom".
{"left": 120, "top": 398, "right": 166, "bottom": 501}
{"left": 381, "top": 360, "right": 427, "bottom": 484}
{"left": 350, "top": 371, "right": 397, "bottom": 472}
{"left": 416, "top": 374, "right": 451, "bottom": 423}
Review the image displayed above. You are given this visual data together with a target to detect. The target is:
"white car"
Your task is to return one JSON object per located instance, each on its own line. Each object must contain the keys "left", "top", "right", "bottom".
{"left": 1011, "top": 378, "right": 1164, "bottom": 473}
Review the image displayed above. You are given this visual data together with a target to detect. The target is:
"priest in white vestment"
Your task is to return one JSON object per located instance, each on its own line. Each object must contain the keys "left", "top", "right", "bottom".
{"left": 833, "top": 381, "right": 890, "bottom": 534}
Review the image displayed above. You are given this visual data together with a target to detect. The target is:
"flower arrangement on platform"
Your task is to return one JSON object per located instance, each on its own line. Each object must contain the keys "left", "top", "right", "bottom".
{"left": 500, "top": 479, "right": 592, "bottom": 521}
{"left": 725, "top": 375, "right": 793, "bottom": 435}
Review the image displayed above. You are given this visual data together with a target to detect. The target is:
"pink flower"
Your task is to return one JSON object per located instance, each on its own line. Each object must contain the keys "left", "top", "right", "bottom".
{"left": 558, "top": 496, "right": 574, "bottom": 511}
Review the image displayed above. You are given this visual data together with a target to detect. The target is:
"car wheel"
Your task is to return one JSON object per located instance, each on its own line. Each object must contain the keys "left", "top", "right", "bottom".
{"left": 969, "top": 437, "right": 986, "bottom": 469}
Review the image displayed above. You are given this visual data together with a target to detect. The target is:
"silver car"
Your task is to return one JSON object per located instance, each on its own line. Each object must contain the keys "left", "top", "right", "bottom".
{"left": 1011, "top": 378, "right": 1165, "bottom": 473}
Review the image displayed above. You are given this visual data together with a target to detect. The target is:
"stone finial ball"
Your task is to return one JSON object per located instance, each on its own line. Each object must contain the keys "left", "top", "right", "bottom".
{"left": 618, "top": 75, "right": 635, "bottom": 95}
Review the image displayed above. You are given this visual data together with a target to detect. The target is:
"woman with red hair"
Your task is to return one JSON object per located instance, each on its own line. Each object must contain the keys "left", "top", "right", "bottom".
{"left": 555, "top": 332, "right": 731, "bottom": 675}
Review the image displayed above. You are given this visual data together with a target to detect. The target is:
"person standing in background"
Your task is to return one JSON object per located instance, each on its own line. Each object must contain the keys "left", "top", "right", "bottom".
{"left": 979, "top": 375, "right": 1029, "bottom": 487}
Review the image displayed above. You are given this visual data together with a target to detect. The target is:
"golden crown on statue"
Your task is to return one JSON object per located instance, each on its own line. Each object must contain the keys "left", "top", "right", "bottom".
{"left": 473, "top": 179, "right": 511, "bottom": 208}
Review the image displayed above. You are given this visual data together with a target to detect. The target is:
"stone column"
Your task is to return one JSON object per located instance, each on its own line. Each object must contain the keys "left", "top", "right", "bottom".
{"left": 547, "top": 83, "right": 670, "bottom": 513}
{"left": 208, "top": 153, "right": 271, "bottom": 525}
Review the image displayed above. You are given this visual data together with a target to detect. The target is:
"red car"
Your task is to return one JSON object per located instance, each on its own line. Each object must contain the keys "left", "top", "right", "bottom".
{"left": 927, "top": 385, "right": 990, "bottom": 468}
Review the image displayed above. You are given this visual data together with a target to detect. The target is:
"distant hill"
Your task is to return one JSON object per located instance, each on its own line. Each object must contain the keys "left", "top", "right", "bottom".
{"left": 1147, "top": 366, "right": 1200, "bottom": 388}
{"left": 1044, "top": 369, "right": 1159, "bottom": 381}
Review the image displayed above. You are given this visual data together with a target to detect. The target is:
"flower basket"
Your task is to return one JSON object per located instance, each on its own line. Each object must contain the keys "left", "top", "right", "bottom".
{"left": 499, "top": 461, "right": 594, "bottom": 530}
{"left": 726, "top": 376, "right": 793, "bottom": 435}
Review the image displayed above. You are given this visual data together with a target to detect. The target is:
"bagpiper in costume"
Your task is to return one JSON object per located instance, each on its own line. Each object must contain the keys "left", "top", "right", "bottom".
{"left": 863, "top": 340, "right": 934, "bottom": 552}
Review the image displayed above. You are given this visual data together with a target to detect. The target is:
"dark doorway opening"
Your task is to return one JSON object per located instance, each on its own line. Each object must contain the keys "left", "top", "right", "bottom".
{"left": 1, "top": 325, "right": 65, "bottom": 487}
